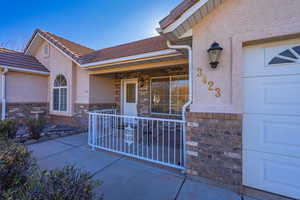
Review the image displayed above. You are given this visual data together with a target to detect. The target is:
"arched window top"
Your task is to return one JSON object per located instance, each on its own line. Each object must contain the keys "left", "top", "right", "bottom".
{"left": 269, "top": 45, "right": 300, "bottom": 65}
{"left": 54, "top": 75, "right": 67, "bottom": 87}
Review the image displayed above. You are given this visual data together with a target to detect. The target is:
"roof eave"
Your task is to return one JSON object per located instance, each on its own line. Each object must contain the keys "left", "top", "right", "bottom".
{"left": 81, "top": 49, "right": 180, "bottom": 69}
{"left": 0, "top": 65, "right": 50, "bottom": 75}
{"left": 159, "top": 0, "right": 225, "bottom": 41}
{"left": 24, "top": 31, "right": 81, "bottom": 66}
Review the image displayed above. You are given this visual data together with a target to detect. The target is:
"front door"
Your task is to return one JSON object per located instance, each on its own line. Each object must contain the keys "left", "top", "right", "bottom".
{"left": 123, "top": 79, "right": 138, "bottom": 116}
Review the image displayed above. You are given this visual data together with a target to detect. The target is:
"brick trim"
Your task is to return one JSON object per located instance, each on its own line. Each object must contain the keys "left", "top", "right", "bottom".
{"left": 187, "top": 112, "right": 243, "bottom": 121}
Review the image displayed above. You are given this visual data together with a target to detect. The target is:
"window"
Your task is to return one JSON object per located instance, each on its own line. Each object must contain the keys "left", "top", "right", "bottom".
{"left": 268, "top": 45, "right": 300, "bottom": 65}
{"left": 151, "top": 76, "right": 188, "bottom": 115}
{"left": 53, "top": 75, "right": 67, "bottom": 112}
{"left": 44, "top": 44, "right": 50, "bottom": 57}
{"left": 126, "top": 83, "right": 136, "bottom": 103}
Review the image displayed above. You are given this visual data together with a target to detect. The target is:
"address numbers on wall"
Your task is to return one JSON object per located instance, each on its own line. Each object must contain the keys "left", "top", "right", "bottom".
{"left": 197, "top": 68, "right": 221, "bottom": 97}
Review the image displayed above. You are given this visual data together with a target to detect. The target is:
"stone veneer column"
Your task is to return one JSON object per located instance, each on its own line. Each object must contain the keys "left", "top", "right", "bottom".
{"left": 186, "top": 112, "right": 243, "bottom": 189}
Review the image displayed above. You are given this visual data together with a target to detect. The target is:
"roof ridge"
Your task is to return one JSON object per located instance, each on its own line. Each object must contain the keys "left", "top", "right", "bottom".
{"left": 41, "top": 30, "right": 77, "bottom": 57}
{"left": 45, "top": 31, "right": 94, "bottom": 55}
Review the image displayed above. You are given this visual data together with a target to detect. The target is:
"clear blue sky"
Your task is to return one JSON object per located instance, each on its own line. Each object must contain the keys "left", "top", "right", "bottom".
{"left": 0, "top": 0, "right": 181, "bottom": 51}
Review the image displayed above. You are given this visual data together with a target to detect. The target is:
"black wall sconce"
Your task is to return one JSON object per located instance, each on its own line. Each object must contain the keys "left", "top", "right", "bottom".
{"left": 207, "top": 42, "right": 223, "bottom": 69}
{"left": 139, "top": 77, "right": 145, "bottom": 88}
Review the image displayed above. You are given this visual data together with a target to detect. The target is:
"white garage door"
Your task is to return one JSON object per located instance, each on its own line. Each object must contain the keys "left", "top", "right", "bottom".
{"left": 243, "top": 39, "right": 300, "bottom": 199}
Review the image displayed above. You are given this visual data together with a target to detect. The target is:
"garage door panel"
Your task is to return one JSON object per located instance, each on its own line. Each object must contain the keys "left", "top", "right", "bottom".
{"left": 243, "top": 40, "right": 300, "bottom": 199}
{"left": 243, "top": 115, "right": 300, "bottom": 158}
{"left": 243, "top": 42, "right": 300, "bottom": 77}
{"left": 244, "top": 75, "right": 300, "bottom": 115}
{"left": 243, "top": 151, "right": 300, "bottom": 199}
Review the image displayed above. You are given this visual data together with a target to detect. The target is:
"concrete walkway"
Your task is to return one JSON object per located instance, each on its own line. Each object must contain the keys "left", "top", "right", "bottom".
{"left": 28, "top": 133, "right": 256, "bottom": 200}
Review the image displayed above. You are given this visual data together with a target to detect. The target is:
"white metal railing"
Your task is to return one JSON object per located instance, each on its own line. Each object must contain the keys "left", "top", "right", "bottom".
{"left": 92, "top": 109, "right": 117, "bottom": 114}
{"left": 88, "top": 112, "right": 186, "bottom": 169}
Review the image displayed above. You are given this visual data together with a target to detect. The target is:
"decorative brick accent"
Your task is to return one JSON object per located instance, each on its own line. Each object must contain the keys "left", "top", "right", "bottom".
{"left": 186, "top": 112, "right": 243, "bottom": 187}
{"left": 49, "top": 103, "right": 115, "bottom": 128}
{"left": 7, "top": 102, "right": 49, "bottom": 123}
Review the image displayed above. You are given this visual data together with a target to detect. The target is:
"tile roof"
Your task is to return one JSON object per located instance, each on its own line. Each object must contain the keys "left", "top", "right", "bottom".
{"left": 159, "top": 0, "right": 199, "bottom": 29}
{"left": 79, "top": 36, "right": 170, "bottom": 64}
{"left": 45, "top": 32, "right": 94, "bottom": 57}
{"left": 24, "top": 29, "right": 94, "bottom": 63}
{"left": 0, "top": 48, "right": 49, "bottom": 73}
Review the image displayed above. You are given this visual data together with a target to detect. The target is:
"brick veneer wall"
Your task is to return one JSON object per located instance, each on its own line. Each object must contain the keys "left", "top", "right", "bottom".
{"left": 186, "top": 112, "right": 243, "bottom": 189}
{"left": 7, "top": 102, "right": 49, "bottom": 124}
{"left": 114, "top": 65, "right": 188, "bottom": 117}
{"left": 49, "top": 103, "right": 116, "bottom": 128}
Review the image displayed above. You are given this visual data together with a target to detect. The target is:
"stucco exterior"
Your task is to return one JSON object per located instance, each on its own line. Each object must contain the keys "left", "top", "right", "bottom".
{"left": 34, "top": 41, "right": 75, "bottom": 116}
{"left": 89, "top": 74, "right": 115, "bottom": 104}
{"left": 190, "top": 0, "right": 300, "bottom": 113}
{"left": 6, "top": 71, "right": 48, "bottom": 103}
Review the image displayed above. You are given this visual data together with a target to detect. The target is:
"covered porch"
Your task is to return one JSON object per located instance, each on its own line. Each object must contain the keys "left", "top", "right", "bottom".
{"left": 87, "top": 61, "right": 189, "bottom": 169}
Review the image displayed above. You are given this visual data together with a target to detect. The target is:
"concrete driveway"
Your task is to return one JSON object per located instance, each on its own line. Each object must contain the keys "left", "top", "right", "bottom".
{"left": 28, "top": 133, "right": 255, "bottom": 200}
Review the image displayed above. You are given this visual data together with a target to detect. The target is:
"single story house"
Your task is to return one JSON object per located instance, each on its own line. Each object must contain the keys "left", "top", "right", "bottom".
{"left": 1, "top": 0, "right": 300, "bottom": 199}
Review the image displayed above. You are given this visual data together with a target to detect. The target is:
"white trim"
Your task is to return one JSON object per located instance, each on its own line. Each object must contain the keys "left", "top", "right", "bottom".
{"left": 25, "top": 32, "right": 181, "bottom": 69}
{"left": 166, "top": 41, "right": 193, "bottom": 173}
{"left": 1, "top": 68, "right": 8, "bottom": 120}
{"left": 52, "top": 74, "right": 68, "bottom": 113}
{"left": 25, "top": 33, "right": 81, "bottom": 66}
{"left": 163, "top": 0, "right": 210, "bottom": 34}
{"left": 81, "top": 49, "right": 178, "bottom": 68}
{"left": 0, "top": 65, "right": 49, "bottom": 75}
{"left": 121, "top": 78, "right": 138, "bottom": 115}
{"left": 179, "top": 29, "right": 193, "bottom": 39}
{"left": 24, "top": 33, "right": 38, "bottom": 55}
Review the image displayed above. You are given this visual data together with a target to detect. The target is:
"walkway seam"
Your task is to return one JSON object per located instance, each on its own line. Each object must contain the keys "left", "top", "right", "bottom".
{"left": 174, "top": 175, "right": 187, "bottom": 200}
{"left": 52, "top": 138, "right": 85, "bottom": 148}
{"left": 36, "top": 145, "right": 76, "bottom": 161}
{"left": 91, "top": 155, "right": 126, "bottom": 177}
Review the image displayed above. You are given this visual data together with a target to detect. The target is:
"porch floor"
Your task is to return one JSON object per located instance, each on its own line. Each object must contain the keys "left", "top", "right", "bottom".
{"left": 28, "top": 133, "right": 256, "bottom": 200}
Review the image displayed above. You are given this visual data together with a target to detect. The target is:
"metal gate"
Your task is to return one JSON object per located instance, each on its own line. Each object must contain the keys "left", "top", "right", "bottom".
{"left": 88, "top": 111, "right": 186, "bottom": 169}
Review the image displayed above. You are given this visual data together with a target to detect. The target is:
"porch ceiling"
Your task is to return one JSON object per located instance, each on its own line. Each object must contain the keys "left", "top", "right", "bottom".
{"left": 87, "top": 56, "right": 188, "bottom": 75}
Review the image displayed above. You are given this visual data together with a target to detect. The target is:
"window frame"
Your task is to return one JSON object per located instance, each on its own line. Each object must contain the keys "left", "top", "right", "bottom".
{"left": 43, "top": 43, "right": 50, "bottom": 58}
{"left": 150, "top": 75, "right": 188, "bottom": 116}
{"left": 52, "top": 75, "right": 68, "bottom": 112}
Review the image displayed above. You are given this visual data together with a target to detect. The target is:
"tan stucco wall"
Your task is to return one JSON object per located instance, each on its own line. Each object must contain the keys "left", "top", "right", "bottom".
{"left": 191, "top": 0, "right": 300, "bottom": 113}
{"left": 75, "top": 66, "right": 90, "bottom": 104}
{"left": 89, "top": 75, "right": 115, "bottom": 104}
{"left": 35, "top": 41, "right": 75, "bottom": 116}
{"left": 6, "top": 71, "right": 48, "bottom": 103}
{"left": 33, "top": 39, "right": 113, "bottom": 114}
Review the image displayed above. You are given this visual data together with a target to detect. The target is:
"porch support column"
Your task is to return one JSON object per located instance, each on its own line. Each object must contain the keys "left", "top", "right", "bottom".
{"left": 1, "top": 67, "right": 8, "bottom": 120}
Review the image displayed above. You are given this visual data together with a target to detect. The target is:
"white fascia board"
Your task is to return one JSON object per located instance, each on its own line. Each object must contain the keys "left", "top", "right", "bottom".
{"left": 179, "top": 29, "right": 193, "bottom": 39}
{"left": 25, "top": 33, "right": 81, "bottom": 66}
{"left": 163, "top": 0, "right": 209, "bottom": 34}
{"left": 24, "top": 33, "right": 38, "bottom": 55}
{"left": 81, "top": 49, "right": 179, "bottom": 68}
{"left": 0, "top": 65, "right": 50, "bottom": 75}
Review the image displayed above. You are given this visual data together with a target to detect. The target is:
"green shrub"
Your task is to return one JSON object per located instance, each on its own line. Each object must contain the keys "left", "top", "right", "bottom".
{"left": 26, "top": 118, "right": 46, "bottom": 140}
{"left": 0, "top": 119, "right": 18, "bottom": 141}
{"left": 0, "top": 142, "right": 36, "bottom": 192}
{"left": 4, "top": 165, "right": 103, "bottom": 200}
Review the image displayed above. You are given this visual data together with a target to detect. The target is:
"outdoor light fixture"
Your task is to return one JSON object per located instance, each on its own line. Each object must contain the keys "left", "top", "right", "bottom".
{"left": 207, "top": 42, "right": 223, "bottom": 69}
{"left": 139, "top": 77, "right": 145, "bottom": 88}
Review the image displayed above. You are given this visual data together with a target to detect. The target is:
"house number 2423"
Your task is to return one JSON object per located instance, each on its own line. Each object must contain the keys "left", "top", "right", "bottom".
{"left": 197, "top": 68, "right": 221, "bottom": 98}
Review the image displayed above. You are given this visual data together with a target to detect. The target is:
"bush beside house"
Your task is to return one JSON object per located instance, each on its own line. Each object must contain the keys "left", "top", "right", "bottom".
{"left": 0, "top": 121, "right": 102, "bottom": 200}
